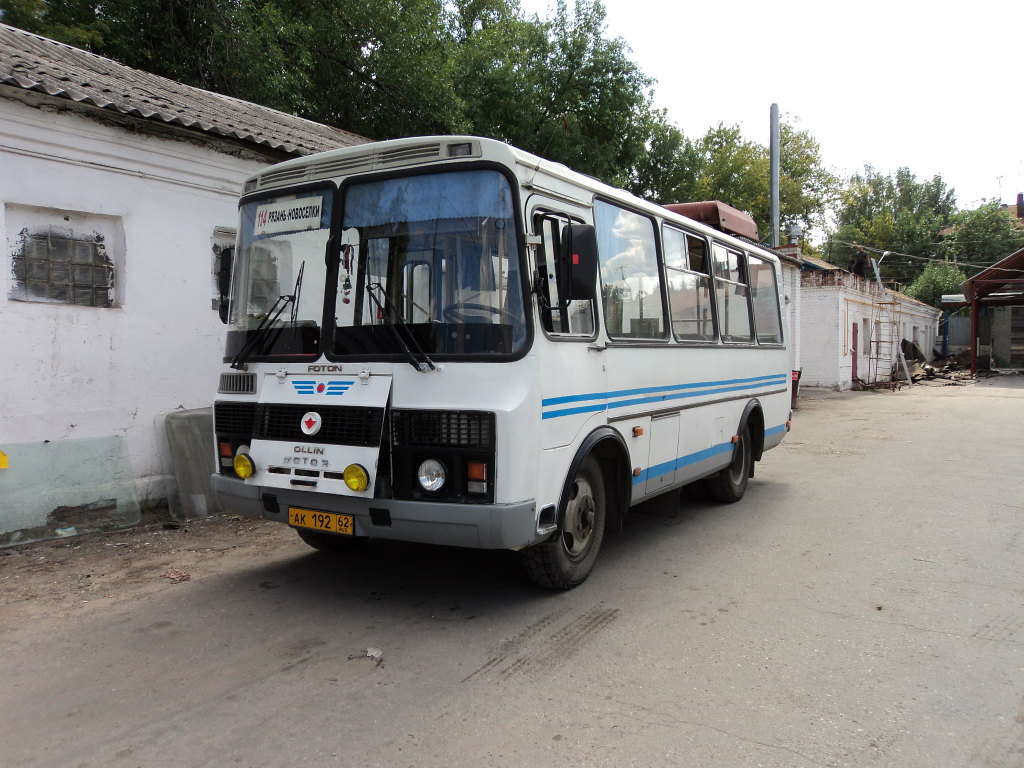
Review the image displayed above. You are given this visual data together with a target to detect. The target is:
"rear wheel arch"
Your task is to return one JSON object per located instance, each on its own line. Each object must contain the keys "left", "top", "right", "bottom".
{"left": 739, "top": 399, "right": 766, "bottom": 463}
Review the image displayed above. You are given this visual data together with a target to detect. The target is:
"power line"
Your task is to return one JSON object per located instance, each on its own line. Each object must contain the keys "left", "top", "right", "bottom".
{"left": 830, "top": 239, "right": 1021, "bottom": 272}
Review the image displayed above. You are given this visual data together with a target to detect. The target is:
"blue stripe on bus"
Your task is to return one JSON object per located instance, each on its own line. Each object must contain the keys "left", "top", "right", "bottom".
{"left": 632, "top": 424, "right": 788, "bottom": 486}
{"left": 542, "top": 373, "right": 788, "bottom": 420}
{"left": 542, "top": 374, "right": 787, "bottom": 407}
{"left": 632, "top": 442, "right": 735, "bottom": 485}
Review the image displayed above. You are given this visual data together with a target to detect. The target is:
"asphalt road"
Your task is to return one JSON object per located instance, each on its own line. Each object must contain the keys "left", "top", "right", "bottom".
{"left": 2, "top": 377, "right": 1023, "bottom": 768}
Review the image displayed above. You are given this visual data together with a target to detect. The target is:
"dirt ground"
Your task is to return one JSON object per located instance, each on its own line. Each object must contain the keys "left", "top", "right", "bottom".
{"left": 0, "top": 510, "right": 295, "bottom": 628}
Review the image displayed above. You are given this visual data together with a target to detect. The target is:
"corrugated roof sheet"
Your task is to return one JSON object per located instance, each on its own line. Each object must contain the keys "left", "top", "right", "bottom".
{"left": 0, "top": 23, "right": 370, "bottom": 157}
{"left": 801, "top": 254, "right": 842, "bottom": 271}
{"left": 964, "top": 245, "right": 1024, "bottom": 303}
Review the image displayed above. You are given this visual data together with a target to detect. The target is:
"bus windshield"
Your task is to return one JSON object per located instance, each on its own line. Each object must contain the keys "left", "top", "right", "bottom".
{"left": 333, "top": 169, "right": 527, "bottom": 358}
{"left": 226, "top": 190, "right": 333, "bottom": 362}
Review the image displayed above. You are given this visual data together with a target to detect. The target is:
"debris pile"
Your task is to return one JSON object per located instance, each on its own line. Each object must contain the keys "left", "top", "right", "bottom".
{"left": 854, "top": 343, "right": 979, "bottom": 389}
{"left": 896, "top": 358, "right": 974, "bottom": 385}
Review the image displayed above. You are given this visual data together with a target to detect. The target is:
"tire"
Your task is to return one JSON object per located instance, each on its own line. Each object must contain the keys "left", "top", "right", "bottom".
{"left": 707, "top": 423, "right": 752, "bottom": 503}
{"left": 295, "top": 527, "right": 368, "bottom": 553}
{"left": 523, "top": 455, "right": 606, "bottom": 590}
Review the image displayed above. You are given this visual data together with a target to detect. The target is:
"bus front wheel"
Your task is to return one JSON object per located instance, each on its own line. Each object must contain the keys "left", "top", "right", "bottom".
{"left": 523, "top": 455, "right": 606, "bottom": 590}
{"left": 707, "top": 424, "right": 752, "bottom": 503}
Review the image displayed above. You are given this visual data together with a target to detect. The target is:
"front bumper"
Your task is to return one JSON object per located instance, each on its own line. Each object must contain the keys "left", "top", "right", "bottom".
{"left": 211, "top": 473, "right": 539, "bottom": 550}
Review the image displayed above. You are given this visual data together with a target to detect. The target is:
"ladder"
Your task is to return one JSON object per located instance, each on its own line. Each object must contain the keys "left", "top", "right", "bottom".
{"left": 869, "top": 258, "right": 913, "bottom": 387}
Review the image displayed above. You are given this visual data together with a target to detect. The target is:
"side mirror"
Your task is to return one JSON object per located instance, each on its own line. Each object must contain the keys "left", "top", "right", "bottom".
{"left": 559, "top": 224, "right": 598, "bottom": 303}
{"left": 217, "top": 246, "right": 234, "bottom": 324}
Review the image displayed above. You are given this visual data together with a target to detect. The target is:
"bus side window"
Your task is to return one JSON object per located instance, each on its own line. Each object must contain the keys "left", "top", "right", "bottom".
{"left": 748, "top": 253, "right": 783, "bottom": 344}
{"left": 534, "top": 213, "right": 594, "bottom": 337}
{"left": 663, "top": 226, "right": 716, "bottom": 341}
{"left": 593, "top": 201, "right": 666, "bottom": 340}
{"left": 711, "top": 243, "right": 753, "bottom": 343}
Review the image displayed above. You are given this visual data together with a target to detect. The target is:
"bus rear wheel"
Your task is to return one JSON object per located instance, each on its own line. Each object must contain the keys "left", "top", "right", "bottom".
{"left": 707, "top": 424, "right": 752, "bottom": 503}
{"left": 523, "top": 455, "right": 606, "bottom": 590}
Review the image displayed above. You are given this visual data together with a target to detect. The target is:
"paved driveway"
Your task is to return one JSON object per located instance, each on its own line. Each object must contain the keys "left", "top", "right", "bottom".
{"left": 2, "top": 376, "right": 1022, "bottom": 767}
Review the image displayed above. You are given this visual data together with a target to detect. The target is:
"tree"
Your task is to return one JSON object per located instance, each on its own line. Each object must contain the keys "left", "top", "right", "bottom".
{"left": 627, "top": 112, "right": 700, "bottom": 204}
{"left": 630, "top": 118, "right": 836, "bottom": 243}
{"left": 905, "top": 261, "right": 968, "bottom": 309}
{"left": 831, "top": 166, "right": 956, "bottom": 286}
{"left": 1, "top": 0, "right": 831, "bottom": 216}
{"left": 939, "top": 202, "right": 1024, "bottom": 269}
{"left": 0, "top": 0, "right": 108, "bottom": 47}
{"left": 457, "top": 0, "right": 655, "bottom": 185}
{"left": 777, "top": 120, "right": 839, "bottom": 235}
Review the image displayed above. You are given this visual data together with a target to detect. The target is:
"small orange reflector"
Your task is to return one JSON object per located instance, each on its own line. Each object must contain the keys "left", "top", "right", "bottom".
{"left": 632, "top": 467, "right": 642, "bottom": 477}
{"left": 467, "top": 461, "right": 487, "bottom": 481}
{"left": 632, "top": 426, "right": 644, "bottom": 437}
{"left": 786, "top": 420, "right": 792, "bottom": 430}
{"left": 731, "top": 435, "right": 739, "bottom": 444}
{"left": 219, "top": 442, "right": 233, "bottom": 457}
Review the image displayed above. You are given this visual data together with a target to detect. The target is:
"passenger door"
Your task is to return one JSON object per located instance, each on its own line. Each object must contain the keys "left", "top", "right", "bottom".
{"left": 532, "top": 204, "right": 606, "bottom": 451}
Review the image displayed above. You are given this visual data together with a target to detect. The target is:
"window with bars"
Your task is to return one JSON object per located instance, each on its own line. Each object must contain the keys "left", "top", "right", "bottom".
{"left": 10, "top": 231, "right": 115, "bottom": 307}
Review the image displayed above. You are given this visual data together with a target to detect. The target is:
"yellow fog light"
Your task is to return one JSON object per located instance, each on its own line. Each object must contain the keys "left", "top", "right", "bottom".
{"left": 343, "top": 464, "right": 369, "bottom": 492}
{"left": 233, "top": 453, "right": 255, "bottom": 480}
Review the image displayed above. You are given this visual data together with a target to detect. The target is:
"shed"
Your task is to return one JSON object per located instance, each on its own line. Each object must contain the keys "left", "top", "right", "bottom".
{"left": 800, "top": 260, "right": 940, "bottom": 390}
{"left": 959, "top": 246, "right": 1024, "bottom": 374}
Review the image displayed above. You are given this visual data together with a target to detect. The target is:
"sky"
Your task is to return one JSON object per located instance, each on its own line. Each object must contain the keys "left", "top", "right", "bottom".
{"left": 520, "top": 0, "right": 1024, "bottom": 212}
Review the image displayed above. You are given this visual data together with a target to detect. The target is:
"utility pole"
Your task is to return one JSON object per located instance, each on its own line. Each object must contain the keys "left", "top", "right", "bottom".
{"left": 770, "top": 104, "right": 780, "bottom": 248}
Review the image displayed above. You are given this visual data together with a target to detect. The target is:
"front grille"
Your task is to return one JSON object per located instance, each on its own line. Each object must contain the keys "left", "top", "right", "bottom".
{"left": 214, "top": 401, "right": 258, "bottom": 434}
{"left": 218, "top": 372, "right": 256, "bottom": 394}
{"left": 257, "top": 404, "right": 384, "bottom": 446}
{"left": 214, "top": 402, "right": 384, "bottom": 447}
{"left": 391, "top": 410, "right": 495, "bottom": 449}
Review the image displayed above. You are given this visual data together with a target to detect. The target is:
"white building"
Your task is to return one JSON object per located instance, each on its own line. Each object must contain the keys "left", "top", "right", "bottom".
{"left": 0, "top": 24, "right": 367, "bottom": 544}
{"left": 799, "top": 256, "right": 941, "bottom": 390}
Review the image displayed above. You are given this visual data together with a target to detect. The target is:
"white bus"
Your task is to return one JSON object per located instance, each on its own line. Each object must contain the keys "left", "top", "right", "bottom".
{"left": 211, "top": 136, "right": 791, "bottom": 589}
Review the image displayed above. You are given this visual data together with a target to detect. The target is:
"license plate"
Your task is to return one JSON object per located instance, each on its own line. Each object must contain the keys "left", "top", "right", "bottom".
{"left": 288, "top": 507, "right": 354, "bottom": 536}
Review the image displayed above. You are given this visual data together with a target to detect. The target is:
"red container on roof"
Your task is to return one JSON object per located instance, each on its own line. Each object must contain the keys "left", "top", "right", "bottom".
{"left": 664, "top": 201, "right": 759, "bottom": 241}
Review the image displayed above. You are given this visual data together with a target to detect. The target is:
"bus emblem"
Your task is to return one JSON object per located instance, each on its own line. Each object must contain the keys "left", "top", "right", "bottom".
{"left": 300, "top": 412, "right": 322, "bottom": 436}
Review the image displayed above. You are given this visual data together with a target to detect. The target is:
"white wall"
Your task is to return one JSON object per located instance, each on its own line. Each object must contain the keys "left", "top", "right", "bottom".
{"left": 0, "top": 99, "right": 270, "bottom": 536}
{"left": 800, "top": 271, "right": 941, "bottom": 391}
{"left": 799, "top": 281, "right": 844, "bottom": 388}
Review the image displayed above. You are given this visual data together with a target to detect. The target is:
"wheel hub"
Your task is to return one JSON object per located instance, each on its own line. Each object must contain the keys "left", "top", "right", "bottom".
{"left": 563, "top": 479, "right": 596, "bottom": 557}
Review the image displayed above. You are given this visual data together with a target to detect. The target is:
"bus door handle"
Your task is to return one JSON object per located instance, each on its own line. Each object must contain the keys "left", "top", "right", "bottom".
{"left": 587, "top": 343, "right": 607, "bottom": 352}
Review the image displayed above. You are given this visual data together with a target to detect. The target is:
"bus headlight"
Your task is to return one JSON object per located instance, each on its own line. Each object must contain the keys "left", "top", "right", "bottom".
{"left": 233, "top": 453, "right": 255, "bottom": 479}
{"left": 343, "top": 464, "right": 369, "bottom": 492}
{"left": 417, "top": 459, "right": 446, "bottom": 492}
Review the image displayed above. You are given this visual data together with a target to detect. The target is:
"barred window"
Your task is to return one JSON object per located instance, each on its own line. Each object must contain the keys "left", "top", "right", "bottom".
{"left": 10, "top": 231, "right": 115, "bottom": 308}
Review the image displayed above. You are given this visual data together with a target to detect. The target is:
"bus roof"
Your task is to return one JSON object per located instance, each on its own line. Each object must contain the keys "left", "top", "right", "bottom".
{"left": 243, "top": 135, "right": 781, "bottom": 266}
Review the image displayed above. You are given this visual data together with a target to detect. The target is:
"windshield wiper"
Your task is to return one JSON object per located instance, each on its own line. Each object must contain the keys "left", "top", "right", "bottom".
{"left": 230, "top": 292, "right": 294, "bottom": 370}
{"left": 365, "top": 281, "right": 437, "bottom": 372}
{"left": 289, "top": 262, "right": 305, "bottom": 326}
{"left": 231, "top": 266, "right": 306, "bottom": 370}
